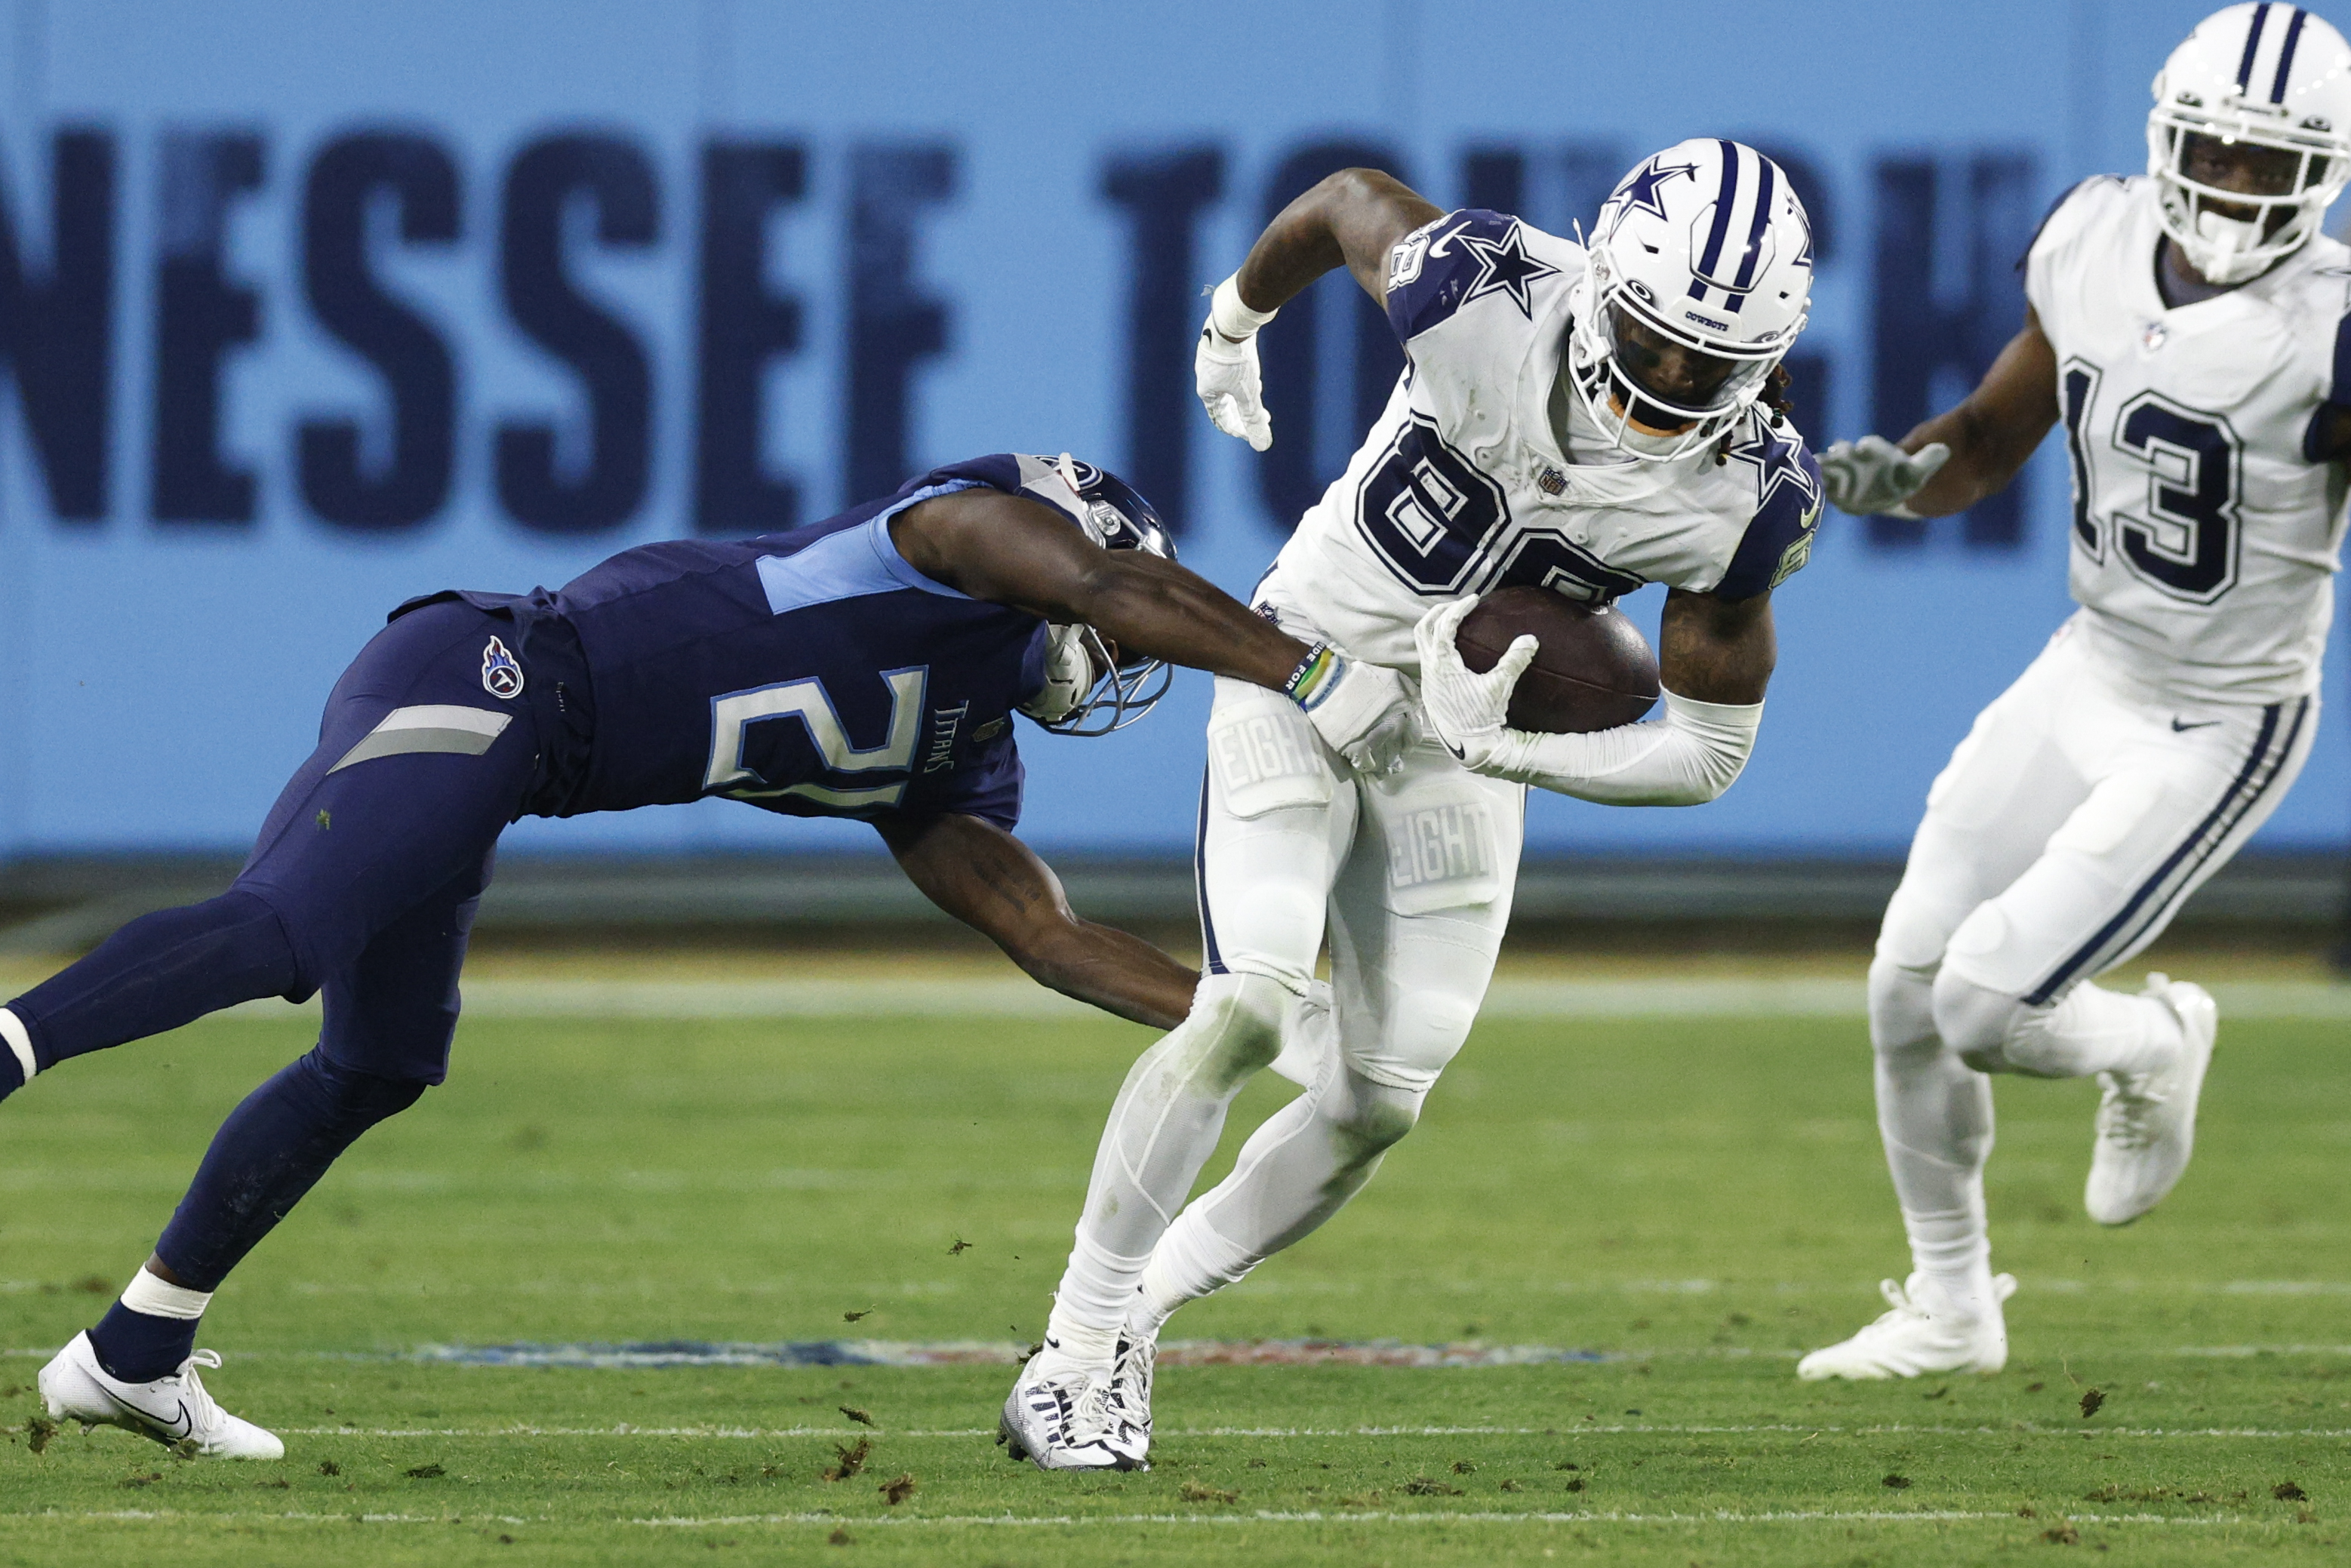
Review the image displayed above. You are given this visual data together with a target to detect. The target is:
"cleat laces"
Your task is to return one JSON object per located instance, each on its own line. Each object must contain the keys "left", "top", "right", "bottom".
{"left": 2095, "top": 1073, "right": 2168, "bottom": 1151}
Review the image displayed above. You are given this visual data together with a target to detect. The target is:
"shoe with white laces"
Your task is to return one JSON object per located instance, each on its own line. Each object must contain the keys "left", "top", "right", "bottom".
{"left": 1100, "top": 1329, "right": 1156, "bottom": 1470}
{"left": 997, "top": 1350, "right": 1129, "bottom": 1471}
{"left": 38, "top": 1332, "right": 285, "bottom": 1459}
{"left": 1796, "top": 1272, "right": 2017, "bottom": 1381}
{"left": 2085, "top": 974, "right": 2217, "bottom": 1227}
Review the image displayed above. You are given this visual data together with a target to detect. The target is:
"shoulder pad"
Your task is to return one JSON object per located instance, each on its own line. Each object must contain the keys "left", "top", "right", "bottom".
{"left": 2017, "top": 174, "right": 2128, "bottom": 275}
{"left": 1713, "top": 415, "right": 1825, "bottom": 601}
{"left": 1383, "top": 209, "right": 1562, "bottom": 342}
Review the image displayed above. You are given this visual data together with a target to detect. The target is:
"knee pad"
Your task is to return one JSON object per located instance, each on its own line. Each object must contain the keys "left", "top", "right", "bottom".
{"left": 1316, "top": 1071, "right": 1427, "bottom": 1167}
{"left": 294, "top": 1047, "right": 430, "bottom": 1131}
{"left": 1867, "top": 955, "right": 1939, "bottom": 1059}
{"left": 1341, "top": 985, "right": 1477, "bottom": 1097}
{"left": 1171, "top": 972, "right": 1292, "bottom": 1092}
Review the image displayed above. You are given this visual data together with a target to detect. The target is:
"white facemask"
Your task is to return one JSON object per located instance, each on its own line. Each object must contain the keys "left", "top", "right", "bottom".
{"left": 2183, "top": 207, "right": 2270, "bottom": 285}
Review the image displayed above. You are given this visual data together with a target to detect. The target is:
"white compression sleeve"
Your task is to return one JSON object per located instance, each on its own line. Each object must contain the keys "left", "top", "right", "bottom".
{"left": 1479, "top": 690, "right": 1763, "bottom": 805}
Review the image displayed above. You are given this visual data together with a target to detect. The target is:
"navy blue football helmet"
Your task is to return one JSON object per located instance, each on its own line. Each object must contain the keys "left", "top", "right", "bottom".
{"left": 1016, "top": 453, "right": 1177, "bottom": 736}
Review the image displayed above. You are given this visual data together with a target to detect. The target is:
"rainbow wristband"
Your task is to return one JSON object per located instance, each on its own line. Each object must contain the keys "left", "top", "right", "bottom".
{"left": 1285, "top": 643, "right": 1342, "bottom": 710}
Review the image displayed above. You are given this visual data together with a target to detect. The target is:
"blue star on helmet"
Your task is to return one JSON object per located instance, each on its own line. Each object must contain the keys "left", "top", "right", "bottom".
{"left": 1725, "top": 414, "right": 1820, "bottom": 518}
{"left": 1611, "top": 157, "right": 1700, "bottom": 225}
{"left": 1456, "top": 222, "right": 1558, "bottom": 319}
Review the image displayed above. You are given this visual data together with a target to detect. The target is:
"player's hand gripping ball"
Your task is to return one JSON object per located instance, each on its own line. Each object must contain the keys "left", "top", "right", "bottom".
{"left": 1415, "top": 589, "right": 1659, "bottom": 767}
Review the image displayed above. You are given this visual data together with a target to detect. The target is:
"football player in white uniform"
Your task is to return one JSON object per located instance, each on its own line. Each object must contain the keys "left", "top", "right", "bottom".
{"left": 1001, "top": 138, "right": 1826, "bottom": 1468}
{"left": 1802, "top": 2, "right": 2351, "bottom": 1381}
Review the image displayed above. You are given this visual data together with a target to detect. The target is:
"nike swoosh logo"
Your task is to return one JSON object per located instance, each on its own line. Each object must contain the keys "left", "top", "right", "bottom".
{"left": 1442, "top": 738, "right": 1466, "bottom": 761}
{"left": 103, "top": 1385, "right": 192, "bottom": 1440}
{"left": 2170, "top": 718, "right": 2220, "bottom": 732}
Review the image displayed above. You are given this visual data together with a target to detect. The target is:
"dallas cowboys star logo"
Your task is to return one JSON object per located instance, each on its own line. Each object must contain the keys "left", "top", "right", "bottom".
{"left": 1725, "top": 414, "right": 1820, "bottom": 518}
{"left": 1611, "top": 157, "right": 1699, "bottom": 224}
{"left": 1457, "top": 222, "right": 1556, "bottom": 318}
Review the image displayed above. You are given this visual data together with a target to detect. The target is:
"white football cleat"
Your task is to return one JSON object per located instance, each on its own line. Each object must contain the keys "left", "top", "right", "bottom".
{"left": 997, "top": 1350, "right": 1129, "bottom": 1471}
{"left": 2084, "top": 975, "right": 2217, "bottom": 1227}
{"left": 38, "top": 1332, "right": 285, "bottom": 1459}
{"left": 1796, "top": 1272, "right": 2017, "bottom": 1381}
{"left": 1100, "top": 1329, "right": 1156, "bottom": 1470}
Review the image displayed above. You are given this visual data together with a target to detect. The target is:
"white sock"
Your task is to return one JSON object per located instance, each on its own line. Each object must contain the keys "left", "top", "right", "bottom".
{"left": 120, "top": 1267, "right": 211, "bottom": 1321}
{"left": 1871, "top": 956, "right": 1996, "bottom": 1317}
{"left": 0, "top": 1007, "right": 35, "bottom": 1085}
{"left": 1134, "top": 1206, "right": 1260, "bottom": 1336}
{"left": 1043, "top": 1235, "right": 1148, "bottom": 1367}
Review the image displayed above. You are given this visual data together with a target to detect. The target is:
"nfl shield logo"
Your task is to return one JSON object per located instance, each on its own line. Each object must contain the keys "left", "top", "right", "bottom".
{"left": 481, "top": 636, "right": 525, "bottom": 699}
{"left": 1537, "top": 467, "right": 1567, "bottom": 497}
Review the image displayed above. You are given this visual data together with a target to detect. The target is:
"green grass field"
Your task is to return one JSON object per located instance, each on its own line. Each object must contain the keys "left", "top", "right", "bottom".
{"left": 3, "top": 968, "right": 2349, "bottom": 1565}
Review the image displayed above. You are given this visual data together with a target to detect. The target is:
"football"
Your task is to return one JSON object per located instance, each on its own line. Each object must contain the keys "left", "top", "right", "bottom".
{"left": 1454, "top": 586, "right": 1660, "bottom": 734}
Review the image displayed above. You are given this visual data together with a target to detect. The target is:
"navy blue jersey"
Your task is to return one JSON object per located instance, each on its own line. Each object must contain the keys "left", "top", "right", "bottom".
{"left": 414, "top": 456, "right": 1086, "bottom": 831}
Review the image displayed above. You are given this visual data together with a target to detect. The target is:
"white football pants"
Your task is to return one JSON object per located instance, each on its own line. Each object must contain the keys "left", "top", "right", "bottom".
{"left": 1871, "top": 623, "right": 2313, "bottom": 1308}
{"left": 1044, "top": 674, "right": 1522, "bottom": 1358}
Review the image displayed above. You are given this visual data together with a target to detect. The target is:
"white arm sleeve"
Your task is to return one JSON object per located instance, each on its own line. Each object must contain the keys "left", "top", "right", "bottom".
{"left": 1476, "top": 690, "right": 1764, "bottom": 806}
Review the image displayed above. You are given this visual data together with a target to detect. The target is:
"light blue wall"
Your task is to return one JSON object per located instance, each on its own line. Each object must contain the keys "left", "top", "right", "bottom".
{"left": 0, "top": 0, "right": 2341, "bottom": 859}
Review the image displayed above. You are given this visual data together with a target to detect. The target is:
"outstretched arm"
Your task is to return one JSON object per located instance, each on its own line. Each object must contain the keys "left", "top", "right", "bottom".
{"left": 1894, "top": 308, "right": 2061, "bottom": 517}
{"left": 892, "top": 487, "right": 1308, "bottom": 690}
{"left": 892, "top": 486, "right": 1418, "bottom": 773}
{"left": 1414, "top": 589, "right": 1774, "bottom": 807}
{"left": 875, "top": 811, "right": 1196, "bottom": 1031}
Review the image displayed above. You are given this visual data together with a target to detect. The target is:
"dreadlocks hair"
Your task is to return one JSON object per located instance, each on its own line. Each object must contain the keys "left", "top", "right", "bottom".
{"left": 1713, "top": 363, "right": 1796, "bottom": 465}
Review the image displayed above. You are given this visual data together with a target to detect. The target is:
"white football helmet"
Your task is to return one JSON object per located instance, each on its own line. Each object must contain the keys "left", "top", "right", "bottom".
{"left": 2146, "top": 5, "right": 2351, "bottom": 284}
{"left": 1567, "top": 138, "right": 1814, "bottom": 462}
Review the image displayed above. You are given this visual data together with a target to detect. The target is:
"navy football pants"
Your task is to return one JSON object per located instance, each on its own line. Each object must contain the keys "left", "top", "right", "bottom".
{"left": 7, "top": 600, "right": 552, "bottom": 1293}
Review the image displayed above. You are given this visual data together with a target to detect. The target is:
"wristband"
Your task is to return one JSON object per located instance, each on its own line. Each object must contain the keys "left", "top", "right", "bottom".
{"left": 1284, "top": 643, "right": 1341, "bottom": 709}
{"left": 1209, "top": 274, "right": 1279, "bottom": 343}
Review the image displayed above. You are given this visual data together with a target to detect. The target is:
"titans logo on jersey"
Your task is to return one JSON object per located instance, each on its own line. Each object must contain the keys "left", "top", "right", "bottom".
{"left": 409, "top": 455, "right": 1106, "bottom": 832}
{"left": 2027, "top": 175, "right": 2351, "bottom": 704}
{"left": 1261, "top": 206, "right": 1822, "bottom": 675}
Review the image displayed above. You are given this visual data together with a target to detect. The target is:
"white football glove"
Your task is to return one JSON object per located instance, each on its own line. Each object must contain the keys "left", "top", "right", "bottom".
{"left": 1196, "top": 275, "right": 1276, "bottom": 452}
{"left": 1411, "top": 598, "right": 1537, "bottom": 773}
{"left": 1818, "top": 435, "right": 1951, "bottom": 518}
{"left": 1291, "top": 644, "right": 1417, "bottom": 775}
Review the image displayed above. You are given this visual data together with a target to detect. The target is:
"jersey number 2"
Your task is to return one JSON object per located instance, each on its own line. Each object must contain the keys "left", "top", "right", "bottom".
{"left": 703, "top": 666, "right": 928, "bottom": 810}
{"left": 2060, "top": 358, "right": 2242, "bottom": 604}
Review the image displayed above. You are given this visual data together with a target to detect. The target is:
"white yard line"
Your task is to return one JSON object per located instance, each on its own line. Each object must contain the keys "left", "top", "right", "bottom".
{"left": 1, "top": 1506, "right": 2264, "bottom": 1530}
{"left": 202, "top": 976, "right": 2351, "bottom": 1022}
{"left": 245, "top": 1422, "right": 2351, "bottom": 1440}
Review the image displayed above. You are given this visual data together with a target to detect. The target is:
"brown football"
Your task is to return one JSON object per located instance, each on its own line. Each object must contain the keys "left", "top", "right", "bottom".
{"left": 1454, "top": 586, "right": 1660, "bottom": 735}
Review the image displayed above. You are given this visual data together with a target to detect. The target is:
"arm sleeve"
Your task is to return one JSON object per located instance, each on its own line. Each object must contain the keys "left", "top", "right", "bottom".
{"left": 1478, "top": 690, "right": 1764, "bottom": 807}
{"left": 1383, "top": 208, "right": 1525, "bottom": 344}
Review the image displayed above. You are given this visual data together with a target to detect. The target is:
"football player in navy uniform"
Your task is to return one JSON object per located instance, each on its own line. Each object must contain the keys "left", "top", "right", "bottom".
{"left": 2, "top": 453, "right": 1415, "bottom": 1457}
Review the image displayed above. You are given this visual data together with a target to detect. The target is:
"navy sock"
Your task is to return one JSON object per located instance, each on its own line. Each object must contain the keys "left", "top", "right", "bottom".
{"left": 88, "top": 1302, "right": 200, "bottom": 1385}
{"left": 8, "top": 890, "right": 303, "bottom": 1072}
{"left": 154, "top": 1047, "right": 425, "bottom": 1289}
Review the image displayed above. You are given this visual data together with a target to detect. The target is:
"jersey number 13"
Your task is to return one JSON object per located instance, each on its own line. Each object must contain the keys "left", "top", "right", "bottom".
{"left": 2060, "top": 358, "right": 2243, "bottom": 604}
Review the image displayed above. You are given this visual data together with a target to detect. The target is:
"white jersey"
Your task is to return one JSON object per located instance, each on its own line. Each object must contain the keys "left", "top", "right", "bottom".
{"left": 1257, "top": 209, "right": 1825, "bottom": 676}
{"left": 2026, "top": 175, "right": 2351, "bottom": 706}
